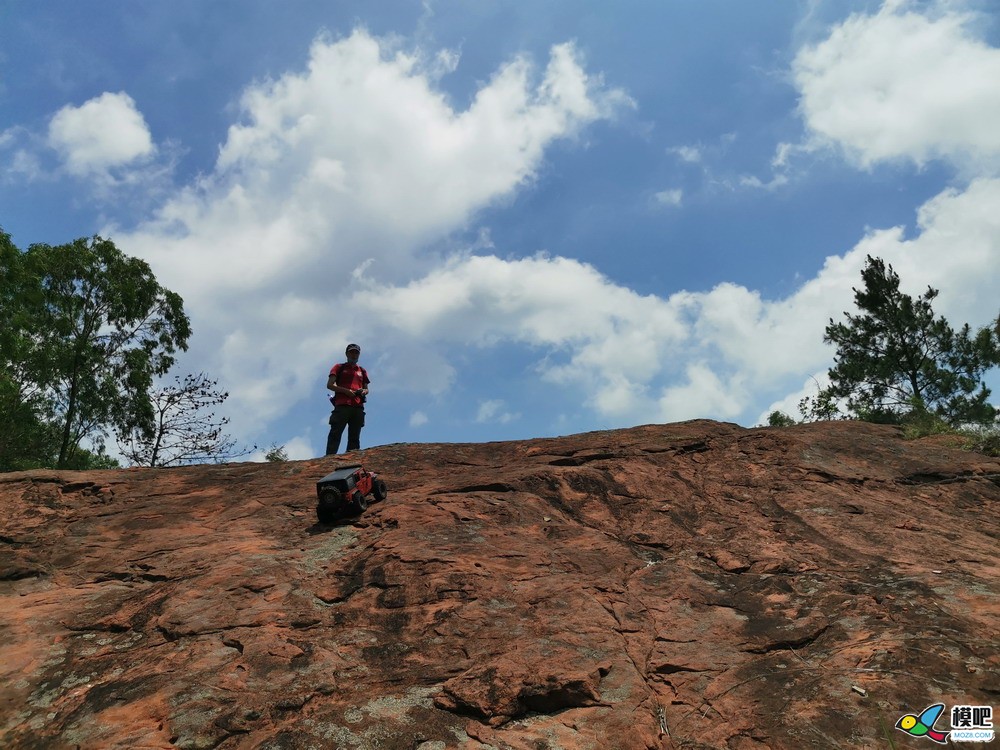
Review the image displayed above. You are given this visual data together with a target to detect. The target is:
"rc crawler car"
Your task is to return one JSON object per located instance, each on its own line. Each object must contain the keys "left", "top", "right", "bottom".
{"left": 315, "top": 464, "right": 387, "bottom": 524}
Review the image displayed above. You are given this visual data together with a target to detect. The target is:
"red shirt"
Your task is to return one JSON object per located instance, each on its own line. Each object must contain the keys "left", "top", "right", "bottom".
{"left": 329, "top": 362, "right": 370, "bottom": 407}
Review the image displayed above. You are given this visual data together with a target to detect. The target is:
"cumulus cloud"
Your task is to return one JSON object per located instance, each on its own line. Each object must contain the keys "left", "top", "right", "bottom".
{"left": 793, "top": 0, "right": 1000, "bottom": 171}
{"left": 355, "top": 253, "right": 690, "bottom": 419}
{"left": 702, "top": 0, "right": 1000, "bottom": 424}
{"left": 738, "top": 173, "right": 789, "bottom": 191}
{"left": 100, "top": 10, "right": 1000, "bottom": 448}
{"left": 757, "top": 371, "right": 831, "bottom": 426}
{"left": 658, "top": 363, "right": 746, "bottom": 421}
{"left": 475, "top": 399, "right": 519, "bottom": 424}
{"left": 2, "top": 126, "right": 49, "bottom": 183}
{"left": 653, "top": 188, "right": 683, "bottom": 207}
{"left": 248, "top": 435, "right": 314, "bottom": 462}
{"left": 48, "top": 92, "right": 155, "bottom": 177}
{"left": 669, "top": 145, "right": 702, "bottom": 163}
{"left": 9, "top": 149, "right": 44, "bottom": 181}
{"left": 361, "top": 176, "right": 1000, "bottom": 425}
{"left": 110, "top": 30, "right": 630, "bottom": 437}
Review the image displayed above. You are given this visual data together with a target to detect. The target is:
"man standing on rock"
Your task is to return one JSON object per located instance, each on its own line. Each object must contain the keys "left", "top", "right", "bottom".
{"left": 325, "top": 343, "right": 370, "bottom": 455}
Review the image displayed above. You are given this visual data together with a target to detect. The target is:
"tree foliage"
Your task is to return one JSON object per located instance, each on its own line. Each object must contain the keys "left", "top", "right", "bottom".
{"left": 766, "top": 410, "right": 797, "bottom": 427}
{"left": 1, "top": 229, "right": 59, "bottom": 470}
{"left": 264, "top": 444, "right": 289, "bottom": 462}
{"left": 1, "top": 229, "right": 191, "bottom": 470}
{"left": 32, "top": 236, "right": 192, "bottom": 467}
{"left": 816, "top": 255, "right": 1000, "bottom": 427}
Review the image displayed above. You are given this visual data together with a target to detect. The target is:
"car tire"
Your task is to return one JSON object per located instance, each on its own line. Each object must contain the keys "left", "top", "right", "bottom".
{"left": 372, "top": 479, "right": 388, "bottom": 503}
{"left": 317, "top": 486, "right": 342, "bottom": 524}
{"left": 349, "top": 491, "right": 368, "bottom": 515}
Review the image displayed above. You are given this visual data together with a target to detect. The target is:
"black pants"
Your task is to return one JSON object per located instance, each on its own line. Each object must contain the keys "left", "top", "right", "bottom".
{"left": 326, "top": 406, "right": 365, "bottom": 455}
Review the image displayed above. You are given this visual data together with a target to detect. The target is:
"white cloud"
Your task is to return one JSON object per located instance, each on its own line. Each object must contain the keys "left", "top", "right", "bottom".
{"left": 255, "top": 435, "right": 317, "bottom": 462}
{"left": 409, "top": 411, "right": 429, "bottom": 427}
{"left": 755, "top": 371, "right": 833, "bottom": 425}
{"left": 669, "top": 145, "right": 702, "bottom": 163}
{"left": 1, "top": 127, "right": 46, "bottom": 182}
{"left": 658, "top": 364, "right": 746, "bottom": 421}
{"left": 362, "top": 176, "right": 1000, "bottom": 425}
{"left": 738, "top": 173, "right": 789, "bottom": 191}
{"left": 793, "top": 1, "right": 1000, "bottom": 172}
{"left": 248, "top": 434, "right": 315, "bottom": 462}
{"left": 356, "top": 253, "right": 690, "bottom": 416}
{"left": 95, "top": 12, "right": 999, "bottom": 446}
{"left": 109, "top": 30, "right": 630, "bottom": 438}
{"left": 430, "top": 48, "right": 461, "bottom": 78}
{"left": 48, "top": 92, "right": 155, "bottom": 177}
{"left": 475, "top": 399, "right": 519, "bottom": 424}
{"left": 282, "top": 436, "right": 316, "bottom": 461}
{"left": 653, "top": 188, "right": 683, "bottom": 207}
{"left": 10, "top": 149, "right": 44, "bottom": 181}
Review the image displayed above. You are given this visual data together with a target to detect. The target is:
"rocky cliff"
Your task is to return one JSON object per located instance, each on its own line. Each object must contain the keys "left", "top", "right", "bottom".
{"left": 1, "top": 420, "right": 998, "bottom": 750}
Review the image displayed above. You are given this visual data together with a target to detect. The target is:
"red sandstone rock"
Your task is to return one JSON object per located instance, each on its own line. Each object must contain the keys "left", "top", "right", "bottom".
{"left": 1, "top": 419, "right": 998, "bottom": 749}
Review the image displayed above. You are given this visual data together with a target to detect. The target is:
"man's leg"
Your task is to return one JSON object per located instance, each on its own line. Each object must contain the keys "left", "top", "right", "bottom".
{"left": 345, "top": 409, "right": 365, "bottom": 452}
{"left": 326, "top": 410, "right": 348, "bottom": 455}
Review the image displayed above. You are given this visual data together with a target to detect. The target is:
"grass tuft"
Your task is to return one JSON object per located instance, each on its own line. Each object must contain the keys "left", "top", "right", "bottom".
{"left": 877, "top": 712, "right": 898, "bottom": 750}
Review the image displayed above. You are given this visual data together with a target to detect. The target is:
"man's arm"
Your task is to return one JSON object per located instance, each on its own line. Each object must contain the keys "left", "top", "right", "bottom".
{"left": 327, "top": 367, "right": 348, "bottom": 394}
{"left": 327, "top": 377, "right": 356, "bottom": 395}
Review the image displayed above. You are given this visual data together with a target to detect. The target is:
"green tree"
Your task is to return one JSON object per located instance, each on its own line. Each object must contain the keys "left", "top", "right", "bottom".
{"left": 0, "top": 229, "right": 59, "bottom": 471}
{"left": 264, "top": 444, "right": 289, "bottom": 462}
{"left": 818, "top": 255, "right": 1000, "bottom": 427}
{"left": 23, "top": 235, "right": 191, "bottom": 468}
{"left": 118, "top": 372, "right": 250, "bottom": 467}
{"left": 766, "top": 410, "right": 797, "bottom": 427}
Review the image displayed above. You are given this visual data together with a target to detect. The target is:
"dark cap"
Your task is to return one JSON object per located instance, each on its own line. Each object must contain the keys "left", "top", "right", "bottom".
{"left": 346, "top": 343, "right": 361, "bottom": 354}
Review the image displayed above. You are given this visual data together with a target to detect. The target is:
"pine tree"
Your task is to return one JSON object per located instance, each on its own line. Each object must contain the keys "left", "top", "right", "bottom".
{"left": 818, "top": 256, "right": 1000, "bottom": 427}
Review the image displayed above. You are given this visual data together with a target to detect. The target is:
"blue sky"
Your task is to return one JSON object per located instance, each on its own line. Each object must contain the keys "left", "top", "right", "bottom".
{"left": 2, "top": 0, "right": 999, "bottom": 460}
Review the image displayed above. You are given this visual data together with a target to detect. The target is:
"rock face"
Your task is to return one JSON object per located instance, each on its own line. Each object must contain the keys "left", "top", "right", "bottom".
{"left": 1, "top": 420, "right": 998, "bottom": 750}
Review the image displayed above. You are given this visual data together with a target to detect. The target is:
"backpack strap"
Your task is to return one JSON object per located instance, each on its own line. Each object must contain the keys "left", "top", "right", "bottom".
{"left": 334, "top": 363, "right": 349, "bottom": 389}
